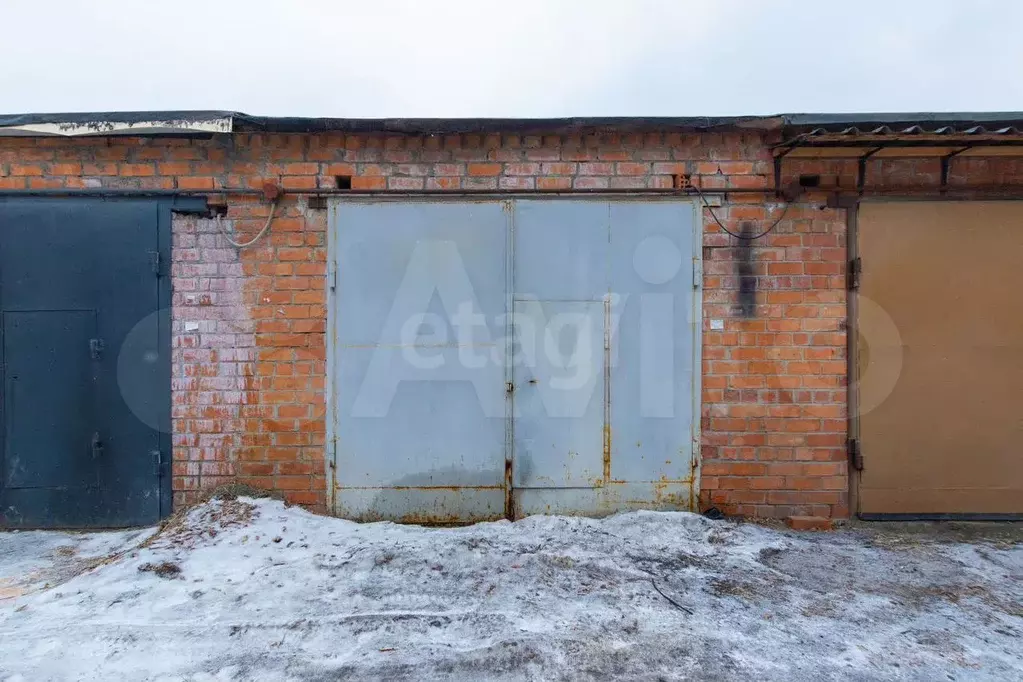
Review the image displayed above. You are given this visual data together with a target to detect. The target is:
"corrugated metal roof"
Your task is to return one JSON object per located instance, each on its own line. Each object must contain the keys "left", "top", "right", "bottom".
{"left": 773, "top": 117, "right": 1023, "bottom": 164}
{"left": 804, "top": 124, "right": 1023, "bottom": 137}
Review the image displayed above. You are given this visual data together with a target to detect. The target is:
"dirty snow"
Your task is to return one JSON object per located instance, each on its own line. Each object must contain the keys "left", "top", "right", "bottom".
{"left": 0, "top": 527, "right": 153, "bottom": 601}
{"left": 0, "top": 498, "right": 1021, "bottom": 681}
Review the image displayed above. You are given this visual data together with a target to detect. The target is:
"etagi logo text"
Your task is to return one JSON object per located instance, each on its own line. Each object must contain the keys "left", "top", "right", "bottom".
{"left": 349, "top": 241, "right": 687, "bottom": 419}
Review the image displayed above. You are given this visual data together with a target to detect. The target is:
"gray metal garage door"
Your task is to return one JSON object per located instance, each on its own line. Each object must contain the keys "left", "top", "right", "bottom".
{"left": 0, "top": 198, "right": 174, "bottom": 528}
{"left": 328, "top": 198, "right": 700, "bottom": 522}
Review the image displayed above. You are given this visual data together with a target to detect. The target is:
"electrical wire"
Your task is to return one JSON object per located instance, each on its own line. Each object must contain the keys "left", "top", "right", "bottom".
{"left": 650, "top": 579, "right": 694, "bottom": 614}
{"left": 215, "top": 200, "right": 278, "bottom": 248}
{"left": 688, "top": 182, "right": 791, "bottom": 240}
{"left": 210, "top": 184, "right": 785, "bottom": 246}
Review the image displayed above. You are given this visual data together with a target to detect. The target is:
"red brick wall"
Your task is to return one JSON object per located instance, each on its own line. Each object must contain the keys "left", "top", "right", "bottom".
{"left": 699, "top": 192, "right": 849, "bottom": 519}
{"left": 170, "top": 201, "right": 327, "bottom": 511}
{"left": 2, "top": 132, "right": 1017, "bottom": 518}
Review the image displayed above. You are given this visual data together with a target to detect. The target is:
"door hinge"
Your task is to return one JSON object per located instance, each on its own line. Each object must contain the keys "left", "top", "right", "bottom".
{"left": 693, "top": 258, "right": 703, "bottom": 288}
{"left": 148, "top": 250, "right": 162, "bottom": 277}
{"left": 89, "top": 338, "right": 105, "bottom": 360}
{"left": 848, "top": 438, "right": 863, "bottom": 471}
{"left": 847, "top": 257, "right": 862, "bottom": 290}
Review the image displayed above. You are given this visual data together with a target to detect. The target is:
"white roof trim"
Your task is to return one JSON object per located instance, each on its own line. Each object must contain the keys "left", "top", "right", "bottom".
{"left": 0, "top": 116, "right": 233, "bottom": 137}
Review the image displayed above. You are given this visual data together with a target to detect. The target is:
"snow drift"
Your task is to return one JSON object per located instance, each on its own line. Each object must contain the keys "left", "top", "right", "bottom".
{"left": 1, "top": 497, "right": 1020, "bottom": 680}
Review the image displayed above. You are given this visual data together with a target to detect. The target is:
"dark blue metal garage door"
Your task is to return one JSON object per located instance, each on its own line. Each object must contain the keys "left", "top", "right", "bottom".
{"left": 0, "top": 198, "right": 177, "bottom": 528}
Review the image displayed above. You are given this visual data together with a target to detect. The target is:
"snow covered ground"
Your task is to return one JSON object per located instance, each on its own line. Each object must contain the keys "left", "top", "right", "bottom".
{"left": 0, "top": 498, "right": 1020, "bottom": 681}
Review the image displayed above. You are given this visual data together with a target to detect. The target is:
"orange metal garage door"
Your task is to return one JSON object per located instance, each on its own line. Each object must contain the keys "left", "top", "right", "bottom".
{"left": 857, "top": 201, "right": 1023, "bottom": 518}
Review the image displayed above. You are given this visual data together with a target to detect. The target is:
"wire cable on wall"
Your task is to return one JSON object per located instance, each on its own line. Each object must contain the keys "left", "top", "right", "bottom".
{"left": 216, "top": 199, "right": 278, "bottom": 248}
{"left": 688, "top": 183, "right": 791, "bottom": 240}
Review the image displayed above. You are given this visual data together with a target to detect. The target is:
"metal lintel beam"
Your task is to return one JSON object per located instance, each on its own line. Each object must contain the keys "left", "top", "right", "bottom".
{"left": 772, "top": 138, "right": 1023, "bottom": 150}
{"left": 0, "top": 186, "right": 777, "bottom": 200}
{"left": 828, "top": 183, "right": 1023, "bottom": 198}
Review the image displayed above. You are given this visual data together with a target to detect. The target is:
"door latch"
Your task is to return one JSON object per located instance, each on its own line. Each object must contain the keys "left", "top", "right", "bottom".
{"left": 847, "top": 257, "right": 862, "bottom": 291}
{"left": 848, "top": 438, "right": 863, "bottom": 471}
{"left": 91, "top": 432, "right": 103, "bottom": 459}
{"left": 89, "top": 338, "right": 105, "bottom": 360}
{"left": 148, "top": 250, "right": 162, "bottom": 276}
{"left": 152, "top": 449, "right": 164, "bottom": 477}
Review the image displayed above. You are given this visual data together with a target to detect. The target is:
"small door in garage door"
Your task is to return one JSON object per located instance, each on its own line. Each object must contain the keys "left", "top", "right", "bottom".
{"left": 857, "top": 201, "right": 1023, "bottom": 518}
{"left": 0, "top": 199, "right": 171, "bottom": 528}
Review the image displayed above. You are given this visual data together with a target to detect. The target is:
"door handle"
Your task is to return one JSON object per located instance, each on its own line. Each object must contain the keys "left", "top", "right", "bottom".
{"left": 89, "top": 338, "right": 105, "bottom": 360}
{"left": 91, "top": 432, "right": 103, "bottom": 459}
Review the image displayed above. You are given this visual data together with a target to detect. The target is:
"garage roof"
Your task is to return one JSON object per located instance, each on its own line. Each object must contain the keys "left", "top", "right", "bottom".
{"left": 768, "top": 116, "right": 1023, "bottom": 191}
{"left": 776, "top": 122, "right": 1023, "bottom": 159}
{"left": 3, "top": 111, "right": 1023, "bottom": 173}
{"left": 0, "top": 111, "right": 778, "bottom": 136}
{"left": 2, "top": 110, "right": 1023, "bottom": 138}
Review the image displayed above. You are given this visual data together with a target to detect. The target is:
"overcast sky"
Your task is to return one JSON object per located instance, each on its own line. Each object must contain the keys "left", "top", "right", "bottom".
{"left": 3, "top": 0, "right": 1022, "bottom": 117}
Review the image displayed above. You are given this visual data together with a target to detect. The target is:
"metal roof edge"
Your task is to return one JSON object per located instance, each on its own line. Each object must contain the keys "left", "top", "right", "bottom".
{"left": 782, "top": 112, "right": 1023, "bottom": 131}
{"left": 0, "top": 111, "right": 235, "bottom": 137}
{"left": 2, "top": 110, "right": 1023, "bottom": 137}
{"left": 0, "top": 111, "right": 783, "bottom": 136}
{"left": 228, "top": 114, "right": 780, "bottom": 134}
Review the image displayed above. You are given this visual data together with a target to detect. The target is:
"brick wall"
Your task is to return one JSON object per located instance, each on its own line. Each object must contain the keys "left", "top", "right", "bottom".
{"left": 2, "top": 131, "right": 1017, "bottom": 518}
{"left": 699, "top": 192, "right": 849, "bottom": 519}
{"left": 170, "top": 202, "right": 327, "bottom": 511}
